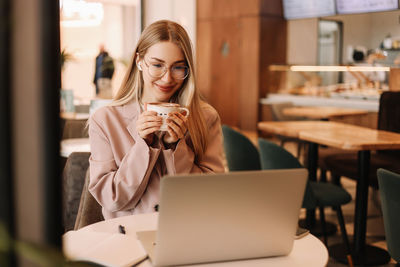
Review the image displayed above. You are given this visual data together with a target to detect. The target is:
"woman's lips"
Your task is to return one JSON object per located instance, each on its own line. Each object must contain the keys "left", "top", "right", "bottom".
{"left": 155, "top": 84, "right": 175, "bottom": 92}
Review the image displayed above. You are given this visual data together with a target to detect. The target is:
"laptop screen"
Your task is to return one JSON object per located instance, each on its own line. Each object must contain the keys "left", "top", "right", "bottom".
{"left": 147, "top": 169, "right": 307, "bottom": 266}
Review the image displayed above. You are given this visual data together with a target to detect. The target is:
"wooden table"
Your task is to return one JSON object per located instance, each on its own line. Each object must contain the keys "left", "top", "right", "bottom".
{"left": 258, "top": 120, "right": 400, "bottom": 265}
{"left": 282, "top": 106, "right": 368, "bottom": 120}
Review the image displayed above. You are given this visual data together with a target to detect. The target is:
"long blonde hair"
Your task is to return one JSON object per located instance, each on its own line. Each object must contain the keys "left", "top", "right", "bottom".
{"left": 113, "top": 20, "right": 208, "bottom": 161}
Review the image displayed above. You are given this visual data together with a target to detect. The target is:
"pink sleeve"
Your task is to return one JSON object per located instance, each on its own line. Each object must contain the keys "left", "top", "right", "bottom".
{"left": 88, "top": 116, "right": 161, "bottom": 212}
{"left": 162, "top": 109, "right": 225, "bottom": 175}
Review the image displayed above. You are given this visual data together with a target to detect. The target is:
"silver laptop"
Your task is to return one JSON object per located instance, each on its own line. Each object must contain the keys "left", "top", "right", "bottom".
{"left": 137, "top": 169, "right": 307, "bottom": 266}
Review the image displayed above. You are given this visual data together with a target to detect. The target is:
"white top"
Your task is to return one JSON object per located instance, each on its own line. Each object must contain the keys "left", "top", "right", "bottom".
{"left": 60, "top": 138, "right": 90, "bottom": 158}
{"left": 63, "top": 213, "right": 328, "bottom": 267}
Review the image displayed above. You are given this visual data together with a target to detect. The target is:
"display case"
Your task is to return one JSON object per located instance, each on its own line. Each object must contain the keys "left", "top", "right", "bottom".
{"left": 268, "top": 64, "right": 392, "bottom": 100}
{"left": 260, "top": 64, "right": 400, "bottom": 128}
{"left": 263, "top": 63, "right": 400, "bottom": 112}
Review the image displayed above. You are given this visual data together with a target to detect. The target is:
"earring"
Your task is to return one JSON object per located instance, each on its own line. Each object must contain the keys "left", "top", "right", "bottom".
{"left": 137, "top": 63, "right": 143, "bottom": 71}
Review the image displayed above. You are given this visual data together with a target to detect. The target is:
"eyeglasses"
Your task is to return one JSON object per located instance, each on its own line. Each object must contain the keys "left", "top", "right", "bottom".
{"left": 142, "top": 57, "right": 189, "bottom": 80}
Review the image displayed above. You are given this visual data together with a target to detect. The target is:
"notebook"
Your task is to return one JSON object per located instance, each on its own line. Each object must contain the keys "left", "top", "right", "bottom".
{"left": 63, "top": 230, "right": 147, "bottom": 267}
{"left": 137, "top": 168, "right": 308, "bottom": 266}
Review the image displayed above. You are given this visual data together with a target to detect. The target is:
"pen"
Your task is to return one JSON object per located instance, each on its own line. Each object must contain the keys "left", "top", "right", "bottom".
{"left": 118, "top": 224, "right": 126, "bottom": 234}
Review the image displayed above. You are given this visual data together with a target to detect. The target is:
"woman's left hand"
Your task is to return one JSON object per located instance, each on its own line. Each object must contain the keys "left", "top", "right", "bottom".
{"left": 163, "top": 112, "right": 188, "bottom": 145}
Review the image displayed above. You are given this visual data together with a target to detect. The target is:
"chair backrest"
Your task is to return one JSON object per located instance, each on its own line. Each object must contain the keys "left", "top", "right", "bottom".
{"left": 221, "top": 125, "right": 261, "bottom": 171}
{"left": 258, "top": 138, "right": 303, "bottom": 169}
{"left": 377, "top": 91, "right": 400, "bottom": 157}
{"left": 258, "top": 138, "right": 316, "bottom": 209}
{"left": 74, "top": 169, "right": 104, "bottom": 230}
{"left": 378, "top": 91, "right": 400, "bottom": 133}
{"left": 62, "top": 152, "right": 91, "bottom": 232}
{"left": 377, "top": 168, "right": 400, "bottom": 263}
{"left": 61, "top": 119, "right": 89, "bottom": 139}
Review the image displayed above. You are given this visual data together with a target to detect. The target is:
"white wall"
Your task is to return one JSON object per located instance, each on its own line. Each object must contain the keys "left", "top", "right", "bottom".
{"left": 143, "top": 0, "right": 196, "bottom": 50}
{"left": 370, "top": 10, "right": 400, "bottom": 48}
{"left": 287, "top": 18, "right": 319, "bottom": 65}
{"left": 61, "top": 3, "right": 140, "bottom": 102}
{"left": 287, "top": 10, "right": 400, "bottom": 65}
{"left": 61, "top": 0, "right": 196, "bottom": 103}
{"left": 325, "top": 13, "right": 372, "bottom": 63}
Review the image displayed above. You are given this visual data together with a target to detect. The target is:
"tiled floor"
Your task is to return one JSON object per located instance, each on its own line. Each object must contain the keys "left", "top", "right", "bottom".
{"left": 302, "top": 178, "right": 397, "bottom": 266}
{"left": 238, "top": 131, "right": 397, "bottom": 266}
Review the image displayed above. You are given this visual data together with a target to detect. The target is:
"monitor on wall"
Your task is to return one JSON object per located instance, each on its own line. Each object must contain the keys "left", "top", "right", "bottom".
{"left": 283, "top": 0, "right": 336, "bottom": 20}
{"left": 336, "top": 0, "right": 399, "bottom": 15}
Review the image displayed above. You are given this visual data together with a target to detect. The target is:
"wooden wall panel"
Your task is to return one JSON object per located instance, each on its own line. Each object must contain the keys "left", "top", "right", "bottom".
{"left": 208, "top": 18, "right": 240, "bottom": 126}
{"left": 197, "top": 0, "right": 213, "bottom": 20}
{"left": 389, "top": 68, "right": 400, "bottom": 91}
{"left": 260, "top": 0, "right": 283, "bottom": 15}
{"left": 197, "top": 0, "right": 286, "bottom": 130}
{"left": 196, "top": 21, "right": 213, "bottom": 100}
{"left": 212, "top": 0, "right": 241, "bottom": 18}
{"left": 238, "top": 0, "right": 261, "bottom": 16}
{"left": 239, "top": 17, "right": 260, "bottom": 130}
{"left": 260, "top": 16, "right": 287, "bottom": 98}
{"left": 197, "top": 0, "right": 241, "bottom": 19}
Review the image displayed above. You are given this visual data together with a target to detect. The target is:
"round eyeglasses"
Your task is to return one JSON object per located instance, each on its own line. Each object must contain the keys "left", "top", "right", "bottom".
{"left": 142, "top": 57, "right": 189, "bottom": 80}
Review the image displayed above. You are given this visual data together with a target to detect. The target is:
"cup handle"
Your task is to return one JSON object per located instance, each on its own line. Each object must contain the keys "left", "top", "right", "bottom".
{"left": 179, "top": 107, "right": 190, "bottom": 117}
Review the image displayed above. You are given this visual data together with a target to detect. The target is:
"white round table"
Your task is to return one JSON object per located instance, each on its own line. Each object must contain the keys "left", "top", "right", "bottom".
{"left": 60, "top": 138, "right": 90, "bottom": 158}
{"left": 60, "top": 112, "right": 90, "bottom": 120}
{"left": 65, "top": 213, "right": 329, "bottom": 267}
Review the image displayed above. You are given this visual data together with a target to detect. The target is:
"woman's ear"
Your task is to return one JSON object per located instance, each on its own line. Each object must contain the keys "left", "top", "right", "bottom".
{"left": 136, "top": 61, "right": 143, "bottom": 71}
{"left": 136, "top": 54, "right": 143, "bottom": 71}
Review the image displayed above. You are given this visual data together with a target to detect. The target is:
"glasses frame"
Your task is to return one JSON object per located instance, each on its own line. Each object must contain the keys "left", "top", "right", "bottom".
{"left": 141, "top": 56, "right": 189, "bottom": 80}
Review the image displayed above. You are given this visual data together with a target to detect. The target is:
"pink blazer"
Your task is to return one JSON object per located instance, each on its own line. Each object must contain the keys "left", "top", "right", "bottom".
{"left": 88, "top": 100, "right": 225, "bottom": 219}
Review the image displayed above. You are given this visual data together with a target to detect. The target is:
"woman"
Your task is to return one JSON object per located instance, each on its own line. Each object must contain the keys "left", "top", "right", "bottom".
{"left": 88, "top": 20, "right": 225, "bottom": 219}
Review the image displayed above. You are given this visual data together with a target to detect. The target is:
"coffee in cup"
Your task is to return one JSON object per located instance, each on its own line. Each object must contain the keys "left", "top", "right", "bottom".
{"left": 146, "top": 102, "right": 190, "bottom": 131}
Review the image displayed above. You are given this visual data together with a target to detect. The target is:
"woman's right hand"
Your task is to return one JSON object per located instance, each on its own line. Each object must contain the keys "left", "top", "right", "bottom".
{"left": 136, "top": 111, "right": 162, "bottom": 145}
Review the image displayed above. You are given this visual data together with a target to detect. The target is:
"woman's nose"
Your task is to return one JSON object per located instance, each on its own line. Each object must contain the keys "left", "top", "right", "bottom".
{"left": 161, "top": 68, "right": 173, "bottom": 82}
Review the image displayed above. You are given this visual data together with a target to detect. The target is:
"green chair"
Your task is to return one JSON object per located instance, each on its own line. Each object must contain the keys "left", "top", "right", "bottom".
{"left": 377, "top": 168, "right": 400, "bottom": 264}
{"left": 222, "top": 126, "right": 348, "bottom": 235}
{"left": 258, "top": 138, "right": 353, "bottom": 265}
{"left": 221, "top": 125, "right": 261, "bottom": 171}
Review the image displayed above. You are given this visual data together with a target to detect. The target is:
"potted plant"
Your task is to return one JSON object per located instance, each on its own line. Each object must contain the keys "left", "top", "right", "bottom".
{"left": 60, "top": 48, "right": 75, "bottom": 115}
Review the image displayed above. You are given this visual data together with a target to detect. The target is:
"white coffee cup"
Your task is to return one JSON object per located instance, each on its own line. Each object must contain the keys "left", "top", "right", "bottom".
{"left": 146, "top": 102, "right": 190, "bottom": 131}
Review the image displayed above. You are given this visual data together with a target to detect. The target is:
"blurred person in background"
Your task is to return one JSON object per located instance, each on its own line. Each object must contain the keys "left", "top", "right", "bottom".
{"left": 88, "top": 20, "right": 225, "bottom": 219}
{"left": 93, "top": 44, "right": 115, "bottom": 98}
{"left": 344, "top": 48, "right": 386, "bottom": 88}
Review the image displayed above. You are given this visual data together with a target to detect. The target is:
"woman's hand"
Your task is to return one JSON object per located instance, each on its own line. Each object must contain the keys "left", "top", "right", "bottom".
{"left": 136, "top": 110, "right": 162, "bottom": 145}
{"left": 163, "top": 112, "right": 188, "bottom": 145}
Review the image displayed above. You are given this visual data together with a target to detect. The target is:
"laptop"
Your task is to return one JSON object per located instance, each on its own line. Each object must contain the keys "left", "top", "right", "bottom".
{"left": 137, "top": 169, "right": 307, "bottom": 266}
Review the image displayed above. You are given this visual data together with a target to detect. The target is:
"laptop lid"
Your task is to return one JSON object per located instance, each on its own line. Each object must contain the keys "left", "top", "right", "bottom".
{"left": 147, "top": 169, "right": 307, "bottom": 266}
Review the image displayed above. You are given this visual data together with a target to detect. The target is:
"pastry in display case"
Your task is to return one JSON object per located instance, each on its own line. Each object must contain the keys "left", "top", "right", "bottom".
{"left": 268, "top": 64, "right": 391, "bottom": 101}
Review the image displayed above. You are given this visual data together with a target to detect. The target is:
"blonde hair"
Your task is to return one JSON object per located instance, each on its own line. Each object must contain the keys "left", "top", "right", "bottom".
{"left": 112, "top": 20, "right": 208, "bottom": 161}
